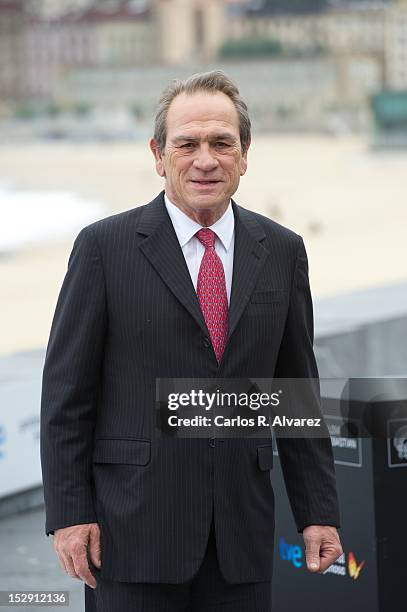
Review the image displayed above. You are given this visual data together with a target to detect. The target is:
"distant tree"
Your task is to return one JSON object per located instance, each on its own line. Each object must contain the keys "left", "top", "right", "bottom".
{"left": 15, "top": 104, "right": 39, "bottom": 120}
{"left": 220, "top": 38, "right": 284, "bottom": 58}
{"left": 73, "top": 102, "right": 92, "bottom": 117}
{"left": 258, "top": 0, "right": 329, "bottom": 13}
{"left": 129, "top": 102, "right": 144, "bottom": 119}
{"left": 46, "top": 103, "right": 63, "bottom": 117}
{"left": 219, "top": 37, "right": 327, "bottom": 59}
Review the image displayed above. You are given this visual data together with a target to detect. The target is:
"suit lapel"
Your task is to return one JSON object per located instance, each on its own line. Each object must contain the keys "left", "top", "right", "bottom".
{"left": 137, "top": 192, "right": 209, "bottom": 338}
{"left": 225, "top": 201, "right": 268, "bottom": 345}
{"left": 137, "top": 192, "right": 269, "bottom": 356}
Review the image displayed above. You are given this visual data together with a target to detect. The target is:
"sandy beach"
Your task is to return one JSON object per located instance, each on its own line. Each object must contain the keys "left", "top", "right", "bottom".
{"left": 1, "top": 134, "right": 406, "bottom": 357}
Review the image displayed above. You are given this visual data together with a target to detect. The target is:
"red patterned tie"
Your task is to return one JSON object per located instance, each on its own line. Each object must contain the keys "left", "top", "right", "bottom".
{"left": 196, "top": 228, "right": 228, "bottom": 363}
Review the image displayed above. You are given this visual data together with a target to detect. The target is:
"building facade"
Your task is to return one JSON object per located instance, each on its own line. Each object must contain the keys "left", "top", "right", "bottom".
{"left": 2, "top": 0, "right": 407, "bottom": 108}
{"left": 385, "top": 0, "right": 407, "bottom": 88}
{"left": 0, "top": 0, "right": 27, "bottom": 103}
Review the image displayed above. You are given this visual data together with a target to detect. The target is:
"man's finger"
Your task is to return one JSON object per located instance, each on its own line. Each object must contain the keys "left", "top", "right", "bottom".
{"left": 53, "top": 540, "right": 70, "bottom": 576}
{"left": 318, "top": 544, "right": 343, "bottom": 574}
{"left": 305, "top": 540, "right": 321, "bottom": 572}
{"left": 72, "top": 547, "right": 97, "bottom": 589}
{"left": 56, "top": 552, "right": 68, "bottom": 575}
{"left": 60, "top": 552, "right": 81, "bottom": 581}
{"left": 88, "top": 526, "right": 101, "bottom": 568}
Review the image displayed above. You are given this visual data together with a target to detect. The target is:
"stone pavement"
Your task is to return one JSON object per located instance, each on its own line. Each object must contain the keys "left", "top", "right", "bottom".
{"left": 0, "top": 507, "right": 85, "bottom": 612}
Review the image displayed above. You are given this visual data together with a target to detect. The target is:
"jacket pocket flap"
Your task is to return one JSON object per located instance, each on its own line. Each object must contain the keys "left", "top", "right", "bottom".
{"left": 257, "top": 444, "right": 274, "bottom": 470}
{"left": 93, "top": 438, "right": 151, "bottom": 465}
{"left": 250, "top": 290, "right": 287, "bottom": 303}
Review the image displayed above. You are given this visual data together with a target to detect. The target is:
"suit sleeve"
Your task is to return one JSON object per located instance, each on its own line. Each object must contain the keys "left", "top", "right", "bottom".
{"left": 274, "top": 235, "right": 341, "bottom": 533}
{"left": 40, "top": 226, "right": 107, "bottom": 536}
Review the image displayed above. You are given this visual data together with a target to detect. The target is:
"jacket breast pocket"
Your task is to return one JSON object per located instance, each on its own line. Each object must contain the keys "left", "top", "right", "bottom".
{"left": 257, "top": 444, "right": 274, "bottom": 471}
{"left": 92, "top": 437, "right": 151, "bottom": 466}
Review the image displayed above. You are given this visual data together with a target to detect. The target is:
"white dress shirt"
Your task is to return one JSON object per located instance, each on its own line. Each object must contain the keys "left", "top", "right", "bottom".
{"left": 164, "top": 193, "right": 235, "bottom": 305}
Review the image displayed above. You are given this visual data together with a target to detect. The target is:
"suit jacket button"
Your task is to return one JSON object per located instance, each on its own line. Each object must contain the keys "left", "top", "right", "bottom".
{"left": 203, "top": 337, "right": 211, "bottom": 348}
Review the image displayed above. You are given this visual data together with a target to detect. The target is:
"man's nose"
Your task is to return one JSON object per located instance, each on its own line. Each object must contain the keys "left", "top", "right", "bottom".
{"left": 193, "top": 145, "right": 219, "bottom": 171}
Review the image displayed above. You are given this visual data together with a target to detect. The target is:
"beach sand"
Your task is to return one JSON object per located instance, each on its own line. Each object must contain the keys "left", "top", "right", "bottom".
{"left": 1, "top": 135, "right": 406, "bottom": 357}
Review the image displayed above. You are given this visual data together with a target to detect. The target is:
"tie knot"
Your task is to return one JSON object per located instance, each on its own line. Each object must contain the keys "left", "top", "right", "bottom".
{"left": 196, "top": 228, "right": 216, "bottom": 249}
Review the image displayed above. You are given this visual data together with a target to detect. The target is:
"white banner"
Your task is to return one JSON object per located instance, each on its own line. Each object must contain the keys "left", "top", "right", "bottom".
{"left": 0, "top": 352, "right": 43, "bottom": 498}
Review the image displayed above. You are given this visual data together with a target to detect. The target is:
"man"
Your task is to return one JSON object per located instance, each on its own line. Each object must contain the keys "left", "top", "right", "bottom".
{"left": 40, "top": 71, "right": 342, "bottom": 611}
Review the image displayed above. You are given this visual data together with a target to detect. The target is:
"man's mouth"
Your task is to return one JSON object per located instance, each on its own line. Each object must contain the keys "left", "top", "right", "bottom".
{"left": 190, "top": 180, "right": 221, "bottom": 185}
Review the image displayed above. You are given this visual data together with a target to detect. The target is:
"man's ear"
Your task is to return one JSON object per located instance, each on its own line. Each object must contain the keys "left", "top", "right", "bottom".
{"left": 149, "top": 138, "right": 165, "bottom": 177}
{"left": 240, "top": 137, "right": 251, "bottom": 176}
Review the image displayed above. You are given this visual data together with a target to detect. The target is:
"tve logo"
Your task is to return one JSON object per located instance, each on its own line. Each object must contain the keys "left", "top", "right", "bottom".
{"left": 279, "top": 537, "right": 303, "bottom": 568}
{"left": 348, "top": 552, "right": 365, "bottom": 580}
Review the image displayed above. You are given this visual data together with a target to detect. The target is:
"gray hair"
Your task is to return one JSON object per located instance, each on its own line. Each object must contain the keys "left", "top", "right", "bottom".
{"left": 153, "top": 70, "right": 251, "bottom": 153}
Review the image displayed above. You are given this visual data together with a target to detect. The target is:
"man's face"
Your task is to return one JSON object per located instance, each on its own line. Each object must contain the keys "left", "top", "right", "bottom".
{"left": 150, "top": 91, "right": 249, "bottom": 214}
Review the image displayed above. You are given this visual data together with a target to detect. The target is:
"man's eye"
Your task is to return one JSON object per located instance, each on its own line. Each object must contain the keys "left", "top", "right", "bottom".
{"left": 215, "top": 142, "right": 229, "bottom": 148}
{"left": 180, "top": 143, "right": 194, "bottom": 148}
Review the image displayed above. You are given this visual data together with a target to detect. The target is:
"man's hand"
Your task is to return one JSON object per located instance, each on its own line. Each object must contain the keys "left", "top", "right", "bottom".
{"left": 53, "top": 523, "right": 101, "bottom": 589}
{"left": 303, "top": 525, "right": 342, "bottom": 574}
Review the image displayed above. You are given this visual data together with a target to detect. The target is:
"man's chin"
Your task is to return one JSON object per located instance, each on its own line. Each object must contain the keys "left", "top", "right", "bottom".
{"left": 185, "top": 189, "right": 227, "bottom": 206}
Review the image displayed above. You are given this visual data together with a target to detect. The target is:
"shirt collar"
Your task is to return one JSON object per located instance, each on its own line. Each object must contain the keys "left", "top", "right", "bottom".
{"left": 164, "top": 192, "right": 234, "bottom": 251}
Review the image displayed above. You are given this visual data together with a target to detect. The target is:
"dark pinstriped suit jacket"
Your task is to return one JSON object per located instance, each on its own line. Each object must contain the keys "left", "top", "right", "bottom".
{"left": 40, "top": 190, "right": 340, "bottom": 584}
